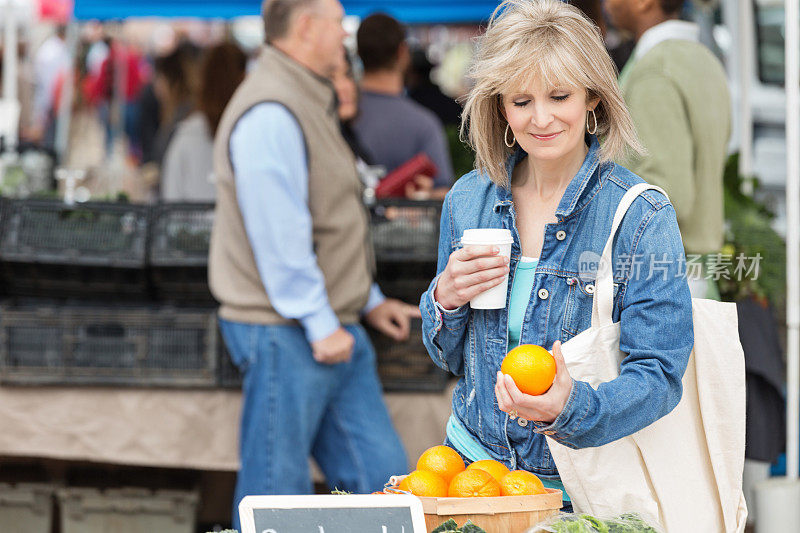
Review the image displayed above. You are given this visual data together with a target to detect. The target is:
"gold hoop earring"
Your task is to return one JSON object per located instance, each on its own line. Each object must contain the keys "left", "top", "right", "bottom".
{"left": 587, "top": 108, "right": 598, "bottom": 135}
{"left": 504, "top": 124, "right": 515, "bottom": 148}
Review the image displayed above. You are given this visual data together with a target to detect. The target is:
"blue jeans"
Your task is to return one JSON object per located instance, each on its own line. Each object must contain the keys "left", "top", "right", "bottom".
{"left": 219, "top": 319, "right": 408, "bottom": 530}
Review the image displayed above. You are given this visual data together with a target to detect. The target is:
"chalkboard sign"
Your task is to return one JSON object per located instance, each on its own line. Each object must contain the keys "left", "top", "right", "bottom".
{"left": 239, "top": 494, "right": 427, "bottom": 533}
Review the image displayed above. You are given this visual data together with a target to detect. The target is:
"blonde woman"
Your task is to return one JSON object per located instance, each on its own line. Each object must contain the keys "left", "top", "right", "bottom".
{"left": 420, "top": 0, "right": 692, "bottom": 510}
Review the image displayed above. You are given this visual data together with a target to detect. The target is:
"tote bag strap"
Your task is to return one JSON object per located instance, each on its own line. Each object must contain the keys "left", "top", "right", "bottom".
{"left": 591, "top": 183, "right": 670, "bottom": 327}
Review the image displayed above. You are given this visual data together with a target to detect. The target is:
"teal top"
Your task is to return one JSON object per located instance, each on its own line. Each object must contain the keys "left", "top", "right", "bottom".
{"left": 505, "top": 256, "right": 570, "bottom": 501}
{"left": 446, "top": 415, "right": 493, "bottom": 462}
{"left": 507, "top": 257, "right": 538, "bottom": 351}
{"left": 446, "top": 415, "right": 570, "bottom": 502}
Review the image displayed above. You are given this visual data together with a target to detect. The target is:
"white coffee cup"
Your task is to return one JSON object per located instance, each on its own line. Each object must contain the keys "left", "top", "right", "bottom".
{"left": 460, "top": 228, "right": 514, "bottom": 309}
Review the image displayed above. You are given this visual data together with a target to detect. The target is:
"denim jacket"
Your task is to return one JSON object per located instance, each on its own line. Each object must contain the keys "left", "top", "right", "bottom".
{"left": 420, "top": 136, "right": 693, "bottom": 477}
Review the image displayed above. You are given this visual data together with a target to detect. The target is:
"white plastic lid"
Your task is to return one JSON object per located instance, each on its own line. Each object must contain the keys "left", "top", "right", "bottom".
{"left": 460, "top": 228, "right": 513, "bottom": 245}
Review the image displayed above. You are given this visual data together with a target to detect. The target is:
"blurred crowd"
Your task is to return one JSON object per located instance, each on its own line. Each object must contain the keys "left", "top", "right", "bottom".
{"left": 0, "top": 0, "right": 648, "bottom": 206}
{"left": 8, "top": 12, "right": 480, "bottom": 204}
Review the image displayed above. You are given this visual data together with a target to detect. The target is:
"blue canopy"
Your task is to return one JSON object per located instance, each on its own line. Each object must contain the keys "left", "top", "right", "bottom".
{"left": 73, "top": 0, "right": 260, "bottom": 20}
{"left": 73, "top": 0, "right": 500, "bottom": 23}
{"left": 344, "top": 0, "right": 498, "bottom": 23}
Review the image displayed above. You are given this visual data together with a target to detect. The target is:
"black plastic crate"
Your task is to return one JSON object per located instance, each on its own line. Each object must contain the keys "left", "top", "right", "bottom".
{"left": 216, "top": 318, "right": 448, "bottom": 392}
{"left": 149, "top": 203, "right": 215, "bottom": 303}
{"left": 370, "top": 199, "right": 442, "bottom": 263}
{"left": 375, "top": 261, "right": 436, "bottom": 305}
{"left": 0, "top": 199, "right": 148, "bottom": 266}
{"left": 0, "top": 304, "right": 218, "bottom": 387}
{"left": 368, "top": 317, "right": 450, "bottom": 392}
{"left": 149, "top": 203, "right": 214, "bottom": 267}
{"left": 0, "top": 199, "right": 149, "bottom": 298}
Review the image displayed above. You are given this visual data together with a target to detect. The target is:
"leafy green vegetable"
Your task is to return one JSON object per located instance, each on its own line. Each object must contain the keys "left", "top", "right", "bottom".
{"left": 539, "top": 512, "right": 660, "bottom": 533}
{"left": 432, "top": 518, "right": 487, "bottom": 533}
{"left": 460, "top": 520, "right": 488, "bottom": 533}
{"left": 432, "top": 519, "right": 460, "bottom": 533}
{"left": 580, "top": 514, "right": 609, "bottom": 533}
{"left": 613, "top": 513, "right": 659, "bottom": 532}
{"left": 720, "top": 152, "right": 786, "bottom": 309}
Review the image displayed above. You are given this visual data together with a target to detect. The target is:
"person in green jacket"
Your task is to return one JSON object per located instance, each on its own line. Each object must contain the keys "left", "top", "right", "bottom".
{"left": 606, "top": 0, "right": 731, "bottom": 299}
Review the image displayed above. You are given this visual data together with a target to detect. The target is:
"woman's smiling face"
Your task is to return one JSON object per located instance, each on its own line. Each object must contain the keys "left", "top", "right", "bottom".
{"left": 502, "top": 80, "right": 598, "bottom": 165}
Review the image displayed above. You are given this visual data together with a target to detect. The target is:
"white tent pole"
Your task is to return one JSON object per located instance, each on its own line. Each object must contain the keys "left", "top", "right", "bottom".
{"left": 786, "top": 0, "right": 800, "bottom": 482}
{"left": 738, "top": 0, "right": 754, "bottom": 192}
{"left": 54, "top": 21, "right": 80, "bottom": 163}
{"left": 3, "top": 0, "right": 19, "bottom": 152}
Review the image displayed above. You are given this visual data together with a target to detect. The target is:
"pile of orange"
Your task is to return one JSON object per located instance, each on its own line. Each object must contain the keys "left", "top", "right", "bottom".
{"left": 395, "top": 445, "right": 547, "bottom": 498}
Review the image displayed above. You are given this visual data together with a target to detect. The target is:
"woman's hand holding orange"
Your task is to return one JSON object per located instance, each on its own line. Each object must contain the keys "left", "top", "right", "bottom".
{"left": 495, "top": 341, "right": 573, "bottom": 424}
{"left": 434, "top": 245, "right": 510, "bottom": 310}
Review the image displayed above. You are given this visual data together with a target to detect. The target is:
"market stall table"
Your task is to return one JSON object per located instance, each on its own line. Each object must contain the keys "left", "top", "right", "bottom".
{"left": 0, "top": 385, "right": 454, "bottom": 476}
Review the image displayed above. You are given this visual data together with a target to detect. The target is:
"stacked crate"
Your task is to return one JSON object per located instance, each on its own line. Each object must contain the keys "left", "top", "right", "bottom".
{"left": 149, "top": 203, "right": 215, "bottom": 304}
{"left": 369, "top": 199, "right": 449, "bottom": 392}
{"left": 0, "top": 199, "right": 149, "bottom": 298}
{"left": 0, "top": 199, "right": 219, "bottom": 388}
{"left": 0, "top": 304, "right": 217, "bottom": 387}
{"left": 0, "top": 198, "right": 448, "bottom": 392}
{"left": 370, "top": 199, "right": 441, "bottom": 303}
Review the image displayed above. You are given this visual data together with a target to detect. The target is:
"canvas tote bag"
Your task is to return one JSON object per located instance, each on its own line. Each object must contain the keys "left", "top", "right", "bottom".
{"left": 546, "top": 183, "right": 748, "bottom": 532}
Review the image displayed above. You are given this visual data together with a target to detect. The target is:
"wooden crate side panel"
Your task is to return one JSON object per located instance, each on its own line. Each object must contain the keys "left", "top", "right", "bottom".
{"left": 424, "top": 508, "right": 560, "bottom": 533}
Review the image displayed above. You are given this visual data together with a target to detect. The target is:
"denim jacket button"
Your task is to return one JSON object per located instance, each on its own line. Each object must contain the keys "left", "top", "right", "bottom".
{"left": 538, "top": 288, "right": 549, "bottom": 300}
{"left": 517, "top": 418, "right": 529, "bottom": 427}
{"left": 585, "top": 284, "right": 595, "bottom": 294}
{"left": 556, "top": 230, "right": 566, "bottom": 241}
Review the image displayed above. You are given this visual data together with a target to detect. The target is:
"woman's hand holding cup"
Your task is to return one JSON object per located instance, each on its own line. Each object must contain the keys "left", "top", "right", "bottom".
{"left": 434, "top": 245, "right": 510, "bottom": 310}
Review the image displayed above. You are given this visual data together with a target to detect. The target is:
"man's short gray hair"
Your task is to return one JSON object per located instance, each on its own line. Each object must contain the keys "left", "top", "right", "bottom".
{"left": 262, "top": 0, "right": 320, "bottom": 43}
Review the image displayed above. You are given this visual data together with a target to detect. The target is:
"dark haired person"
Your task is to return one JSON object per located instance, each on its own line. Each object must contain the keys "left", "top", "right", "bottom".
{"left": 161, "top": 43, "right": 247, "bottom": 201}
{"left": 354, "top": 13, "right": 453, "bottom": 198}
{"left": 406, "top": 48, "right": 462, "bottom": 128}
{"left": 606, "top": 0, "right": 731, "bottom": 299}
{"left": 150, "top": 48, "right": 195, "bottom": 166}
{"left": 330, "top": 49, "right": 372, "bottom": 164}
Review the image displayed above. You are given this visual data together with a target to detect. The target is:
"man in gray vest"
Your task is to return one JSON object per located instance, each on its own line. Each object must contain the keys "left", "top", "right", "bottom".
{"left": 209, "top": 0, "right": 413, "bottom": 526}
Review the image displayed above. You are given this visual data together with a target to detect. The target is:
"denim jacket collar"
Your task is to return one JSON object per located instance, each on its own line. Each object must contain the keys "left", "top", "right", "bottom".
{"left": 493, "top": 135, "right": 603, "bottom": 221}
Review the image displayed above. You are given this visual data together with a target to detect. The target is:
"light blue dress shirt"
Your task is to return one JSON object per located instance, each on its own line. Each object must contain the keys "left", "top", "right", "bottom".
{"left": 229, "top": 102, "right": 385, "bottom": 343}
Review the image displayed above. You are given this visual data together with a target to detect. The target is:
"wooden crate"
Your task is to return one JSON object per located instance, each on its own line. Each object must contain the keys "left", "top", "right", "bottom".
{"left": 419, "top": 489, "right": 562, "bottom": 533}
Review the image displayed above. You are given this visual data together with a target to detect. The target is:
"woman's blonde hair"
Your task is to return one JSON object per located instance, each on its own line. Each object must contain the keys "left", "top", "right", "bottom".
{"left": 461, "top": 0, "right": 644, "bottom": 186}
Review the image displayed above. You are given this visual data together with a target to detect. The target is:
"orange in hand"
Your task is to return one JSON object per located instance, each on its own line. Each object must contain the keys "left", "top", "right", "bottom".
{"left": 398, "top": 470, "right": 448, "bottom": 497}
{"left": 448, "top": 469, "right": 501, "bottom": 497}
{"left": 500, "top": 470, "right": 547, "bottom": 496}
{"left": 466, "top": 459, "right": 510, "bottom": 483}
{"left": 500, "top": 344, "right": 556, "bottom": 395}
{"left": 416, "top": 445, "right": 465, "bottom": 484}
